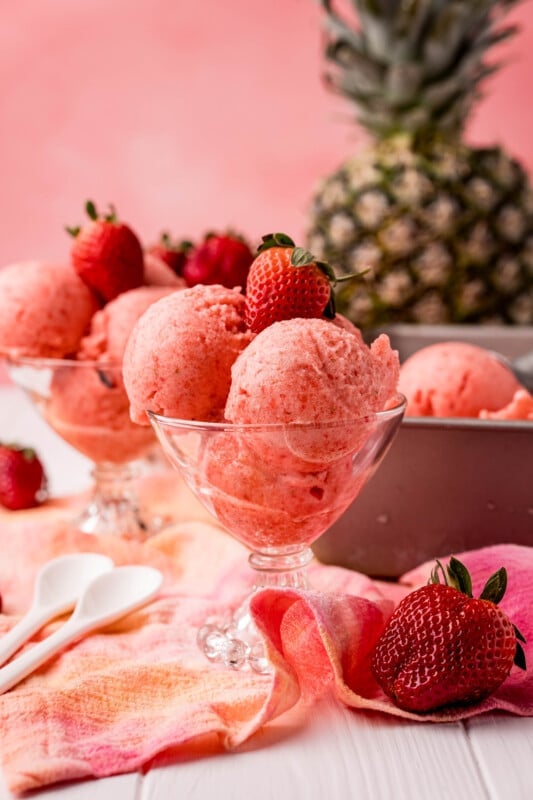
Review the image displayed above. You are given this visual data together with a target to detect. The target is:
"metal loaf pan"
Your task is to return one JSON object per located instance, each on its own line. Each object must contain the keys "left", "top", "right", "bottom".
{"left": 312, "top": 325, "right": 533, "bottom": 579}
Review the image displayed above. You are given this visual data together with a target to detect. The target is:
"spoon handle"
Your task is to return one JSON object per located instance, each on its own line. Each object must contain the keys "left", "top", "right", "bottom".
{"left": 0, "top": 618, "right": 88, "bottom": 695}
{"left": 0, "top": 606, "right": 67, "bottom": 667}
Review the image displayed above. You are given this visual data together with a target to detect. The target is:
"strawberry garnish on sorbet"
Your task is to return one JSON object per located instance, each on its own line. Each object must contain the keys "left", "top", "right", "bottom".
{"left": 244, "top": 233, "right": 366, "bottom": 334}
{"left": 67, "top": 200, "right": 144, "bottom": 303}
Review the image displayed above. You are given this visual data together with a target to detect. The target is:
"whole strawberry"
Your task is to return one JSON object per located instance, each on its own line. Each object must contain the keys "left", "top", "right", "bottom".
{"left": 147, "top": 232, "right": 192, "bottom": 276}
{"left": 68, "top": 201, "right": 144, "bottom": 302}
{"left": 0, "top": 444, "right": 47, "bottom": 511}
{"left": 183, "top": 232, "right": 254, "bottom": 289}
{"left": 371, "top": 557, "right": 526, "bottom": 713}
{"left": 244, "top": 233, "right": 365, "bottom": 334}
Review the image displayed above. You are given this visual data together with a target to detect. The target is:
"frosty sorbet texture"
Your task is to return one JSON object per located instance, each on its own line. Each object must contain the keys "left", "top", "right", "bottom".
{"left": 225, "top": 318, "right": 399, "bottom": 424}
{"left": 200, "top": 430, "right": 363, "bottom": 549}
{"left": 47, "top": 364, "right": 154, "bottom": 463}
{"left": 0, "top": 261, "right": 98, "bottom": 357}
{"left": 398, "top": 342, "right": 522, "bottom": 418}
{"left": 79, "top": 286, "right": 175, "bottom": 361}
{"left": 123, "top": 284, "right": 253, "bottom": 424}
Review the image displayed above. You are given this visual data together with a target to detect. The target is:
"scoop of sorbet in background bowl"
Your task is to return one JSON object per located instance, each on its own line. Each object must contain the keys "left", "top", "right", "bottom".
{"left": 6, "top": 356, "right": 164, "bottom": 540}
{"left": 0, "top": 261, "right": 99, "bottom": 358}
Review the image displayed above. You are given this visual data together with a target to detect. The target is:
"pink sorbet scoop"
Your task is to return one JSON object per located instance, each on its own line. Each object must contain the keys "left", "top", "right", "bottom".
{"left": 398, "top": 341, "right": 523, "bottom": 418}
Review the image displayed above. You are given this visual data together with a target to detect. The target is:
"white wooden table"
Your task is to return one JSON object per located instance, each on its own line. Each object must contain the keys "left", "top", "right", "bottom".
{"left": 1, "top": 385, "right": 533, "bottom": 800}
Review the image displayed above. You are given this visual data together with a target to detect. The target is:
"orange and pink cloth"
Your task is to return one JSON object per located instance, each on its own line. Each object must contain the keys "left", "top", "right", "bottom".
{"left": 0, "top": 484, "right": 532, "bottom": 795}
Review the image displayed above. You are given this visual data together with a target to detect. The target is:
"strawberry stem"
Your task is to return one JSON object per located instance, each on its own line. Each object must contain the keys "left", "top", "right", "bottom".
{"left": 334, "top": 269, "right": 370, "bottom": 283}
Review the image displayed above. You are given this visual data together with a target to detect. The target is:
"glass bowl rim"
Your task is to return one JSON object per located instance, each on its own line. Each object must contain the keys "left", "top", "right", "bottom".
{"left": 147, "top": 393, "right": 407, "bottom": 433}
{"left": 4, "top": 354, "right": 122, "bottom": 370}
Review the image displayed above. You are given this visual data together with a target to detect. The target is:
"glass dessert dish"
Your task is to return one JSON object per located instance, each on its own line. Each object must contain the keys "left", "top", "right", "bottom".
{"left": 148, "top": 395, "right": 406, "bottom": 672}
{"left": 7, "top": 355, "right": 162, "bottom": 540}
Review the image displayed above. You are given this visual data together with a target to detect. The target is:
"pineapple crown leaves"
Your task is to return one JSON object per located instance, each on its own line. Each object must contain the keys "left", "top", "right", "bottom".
{"left": 256, "top": 232, "right": 369, "bottom": 318}
{"left": 318, "top": 0, "right": 524, "bottom": 140}
{"left": 429, "top": 556, "right": 527, "bottom": 670}
{"left": 66, "top": 200, "right": 119, "bottom": 237}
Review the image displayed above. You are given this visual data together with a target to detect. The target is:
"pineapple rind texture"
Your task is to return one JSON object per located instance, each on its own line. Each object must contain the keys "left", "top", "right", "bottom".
{"left": 307, "top": 137, "right": 533, "bottom": 327}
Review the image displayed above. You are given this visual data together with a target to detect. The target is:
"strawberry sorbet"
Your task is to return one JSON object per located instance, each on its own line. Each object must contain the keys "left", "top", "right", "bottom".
{"left": 225, "top": 318, "right": 399, "bottom": 424}
{"left": 46, "top": 364, "right": 154, "bottom": 463}
{"left": 123, "top": 284, "right": 253, "bottom": 424}
{"left": 479, "top": 389, "right": 533, "bottom": 421}
{"left": 0, "top": 261, "right": 98, "bottom": 357}
{"left": 143, "top": 253, "right": 186, "bottom": 288}
{"left": 79, "top": 285, "right": 176, "bottom": 361}
{"left": 199, "top": 430, "right": 365, "bottom": 550}
{"left": 398, "top": 342, "right": 522, "bottom": 417}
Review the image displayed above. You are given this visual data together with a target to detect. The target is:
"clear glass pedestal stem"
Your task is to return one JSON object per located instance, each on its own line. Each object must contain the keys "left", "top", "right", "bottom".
{"left": 74, "top": 462, "right": 162, "bottom": 540}
{"left": 197, "top": 545, "right": 314, "bottom": 673}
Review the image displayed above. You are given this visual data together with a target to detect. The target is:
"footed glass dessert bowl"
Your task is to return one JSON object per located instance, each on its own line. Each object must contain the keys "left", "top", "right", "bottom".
{"left": 149, "top": 395, "right": 406, "bottom": 672}
{"left": 7, "top": 355, "right": 162, "bottom": 540}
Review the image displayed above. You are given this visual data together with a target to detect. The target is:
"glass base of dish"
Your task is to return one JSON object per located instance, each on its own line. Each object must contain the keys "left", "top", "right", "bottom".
{"left": 197, "top": 545, "right": 313, "bottom": 673}
{"left": 75, "top": 462, "right": 168, "bottom": 540}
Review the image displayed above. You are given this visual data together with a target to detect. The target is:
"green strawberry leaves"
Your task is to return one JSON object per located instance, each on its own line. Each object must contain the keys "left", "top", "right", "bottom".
{"left": 480, "top": 567, "right": 507, "bottom": 604}
{"left": 291, "top": 247, "right": 316, "bottom": 267}
{"left": 429, "top": 557, "right": 473, "bottom": 594}
{"left": 86, "top": 200, "right": 117, "bottom": 224}
{"left": 448, "top": 556, "right": 473, "bottom": 596}
{"left": 160, "top": 231, "right": 193, "bottom": 252}
{"left": 257, "top": 232, "right": 295, "bottom": 253}
{"left": 66, "top": 200, "right": 118, "bottom": 238}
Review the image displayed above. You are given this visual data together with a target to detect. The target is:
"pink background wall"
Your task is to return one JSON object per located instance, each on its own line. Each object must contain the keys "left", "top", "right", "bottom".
{"left": 1, "top": 0, "right": 533, "bottom": 266}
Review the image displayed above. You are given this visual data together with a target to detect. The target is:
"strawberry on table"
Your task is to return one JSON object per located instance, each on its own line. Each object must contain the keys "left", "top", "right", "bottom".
{"left": 244, "top": 233, "right": 366, "bottom": 334}
{"left": 371, "top": 557, "right": 527, "bottom": 713}
{"left": 147, "top": 232, "right": 192, "bottom": 277}
{"left": 67, "top": 200, "right": 144, "bottom": 303}
{"left": 183, "top": 232, "right": 254, "bottom": 289}
{"left": 0, "top": 444, "right": 47, "bottom": 511}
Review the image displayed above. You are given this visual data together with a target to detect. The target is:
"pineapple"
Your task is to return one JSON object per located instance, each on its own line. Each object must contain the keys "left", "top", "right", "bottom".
{"left": 306, "top": 0, "right": 533, "bottom": 327}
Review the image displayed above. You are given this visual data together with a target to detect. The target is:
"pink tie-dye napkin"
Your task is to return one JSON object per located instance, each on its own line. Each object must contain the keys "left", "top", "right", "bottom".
{"left": 0, "top": 484, "right": 531, "bottom": 795}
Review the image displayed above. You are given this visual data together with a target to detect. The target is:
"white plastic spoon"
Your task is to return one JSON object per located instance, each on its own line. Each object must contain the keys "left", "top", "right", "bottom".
{"left": 0, "top": 553, "right": 115, "bottom": 667}
{"left": 0, "top": 565, "right": 163, "bottom": 694}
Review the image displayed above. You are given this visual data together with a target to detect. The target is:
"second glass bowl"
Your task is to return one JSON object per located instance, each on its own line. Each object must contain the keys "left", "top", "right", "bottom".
{"left": 7, "top": 356, "right": 162, "bottom": 540}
